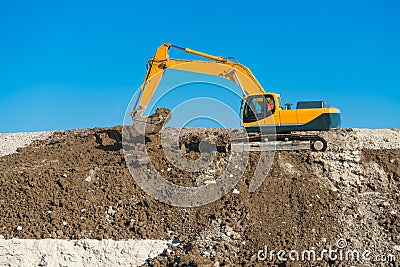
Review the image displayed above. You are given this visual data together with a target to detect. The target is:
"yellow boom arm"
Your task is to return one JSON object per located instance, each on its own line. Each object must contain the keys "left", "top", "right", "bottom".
{"left": 133, "top": 43, "right": 266, "bottom": 112}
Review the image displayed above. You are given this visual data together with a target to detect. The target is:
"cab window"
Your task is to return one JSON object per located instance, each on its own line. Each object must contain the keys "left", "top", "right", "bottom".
{"left": 244, "top": 96, "right": 266, "bottom": 123}
{"left": 265, "top": 96, "right": 275, "bottom": 115}
{"left": 243, "top": 95, "right": 275, "bottom": 123}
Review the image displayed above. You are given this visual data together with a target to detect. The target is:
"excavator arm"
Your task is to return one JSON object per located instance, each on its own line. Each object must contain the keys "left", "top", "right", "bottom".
{"left": 133, "top": 43, "right": 266, "bottom": 112}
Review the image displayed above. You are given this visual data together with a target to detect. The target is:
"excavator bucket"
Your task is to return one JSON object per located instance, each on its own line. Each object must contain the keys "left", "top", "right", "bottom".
{"left": 131, "top": 108, "right": 171, "bottom": 135}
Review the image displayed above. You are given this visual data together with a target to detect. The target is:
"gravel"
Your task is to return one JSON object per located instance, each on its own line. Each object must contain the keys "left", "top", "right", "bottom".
{"left": 0, "top": 131, "right": 54, "bottom": 157}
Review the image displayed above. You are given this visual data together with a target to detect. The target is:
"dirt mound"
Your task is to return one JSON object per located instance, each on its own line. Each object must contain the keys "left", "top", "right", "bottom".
{"left": 0, "top": 127, "right": 399, "bottom": 266}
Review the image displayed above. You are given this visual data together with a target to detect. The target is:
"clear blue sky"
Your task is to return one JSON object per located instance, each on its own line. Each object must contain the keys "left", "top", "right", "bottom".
{"left": 1, "top": 0, "right": 399, "bottom": 132}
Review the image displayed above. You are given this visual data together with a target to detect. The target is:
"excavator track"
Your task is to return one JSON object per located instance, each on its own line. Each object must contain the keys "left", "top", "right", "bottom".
{"left": 230, "top": 133, "right": 327, "bottom": 152}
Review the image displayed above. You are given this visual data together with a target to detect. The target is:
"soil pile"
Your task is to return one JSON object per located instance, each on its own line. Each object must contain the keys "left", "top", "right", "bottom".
{"left": 0, "top": 127, "right": 399, "bottom": 266}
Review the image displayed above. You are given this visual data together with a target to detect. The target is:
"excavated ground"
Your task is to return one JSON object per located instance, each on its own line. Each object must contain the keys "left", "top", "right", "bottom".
{"left": 0, "top": 127, "right": 400, "bottom": 266}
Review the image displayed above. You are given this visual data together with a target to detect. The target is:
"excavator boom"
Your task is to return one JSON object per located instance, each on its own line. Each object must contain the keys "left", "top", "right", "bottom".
{"left": 133, "top": 43, "right": 265, "bottom": 113}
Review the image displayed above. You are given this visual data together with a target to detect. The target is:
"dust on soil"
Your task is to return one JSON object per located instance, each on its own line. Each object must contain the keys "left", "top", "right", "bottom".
{"left": 0, "top": 127, "right": 399, "bottom": 266}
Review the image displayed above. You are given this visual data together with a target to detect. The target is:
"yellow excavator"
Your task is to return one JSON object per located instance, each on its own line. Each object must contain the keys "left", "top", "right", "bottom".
{"left": 131, "top": 43, "right": 341, "bottom": 152}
